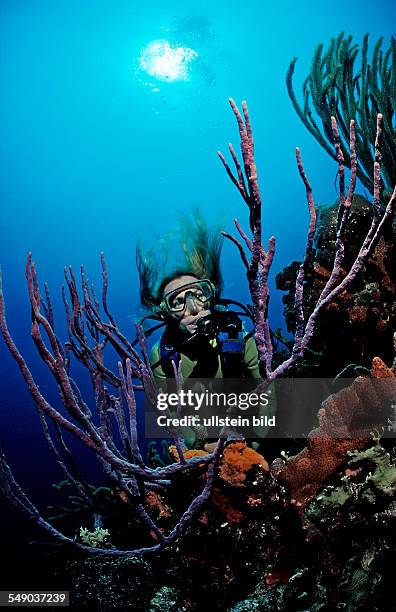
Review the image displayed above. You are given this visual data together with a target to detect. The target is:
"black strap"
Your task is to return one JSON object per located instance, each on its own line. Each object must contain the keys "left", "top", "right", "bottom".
{"left": 158, "top": 332, "right": 181, "bottom": 378}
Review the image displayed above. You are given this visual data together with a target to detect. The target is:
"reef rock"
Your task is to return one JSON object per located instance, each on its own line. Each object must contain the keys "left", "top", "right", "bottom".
{"left": 276, "top": 195, "right": 396, "bottom": 375}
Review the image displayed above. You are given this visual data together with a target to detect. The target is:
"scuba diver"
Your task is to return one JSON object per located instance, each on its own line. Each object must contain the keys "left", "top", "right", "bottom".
{"left": 148, "top": 273, "right": 261, "bottom": 380}
{"left": 136, "top": 212, "right": 276, "bottom": 447}
{"left": 136, "top": 213, "right": 261, "bottom": 381}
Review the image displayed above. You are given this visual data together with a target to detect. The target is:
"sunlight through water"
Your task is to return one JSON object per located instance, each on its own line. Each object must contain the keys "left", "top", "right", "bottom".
{"left": 139, "top": 39, "right": 198, "bottom": 81}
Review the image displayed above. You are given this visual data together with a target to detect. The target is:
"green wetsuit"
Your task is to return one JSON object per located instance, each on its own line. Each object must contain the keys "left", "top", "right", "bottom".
{"left": 150, "top": 334, "right": 261, "bottom": 380}
{"left": 150, "top": 331, "right": 276, "bottom": 441}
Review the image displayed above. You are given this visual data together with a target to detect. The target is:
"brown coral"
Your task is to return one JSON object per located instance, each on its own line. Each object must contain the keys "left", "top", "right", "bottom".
{"left": 372, "top": 356, "right": 395, "bottom": 378}
{"left": 211, "top": 487, "right": 247, "bottom": 523}
{"left": 275, "top": 356, "right": 396, "bottom": 512}
{"left": 145, "top": 491, "right": 172, "bottom": 520}
{"left": 348, "top": 305, "right": 368, "bottom": 325}
{"left": 369, "top": 235, "right": 395, "bottom": 294}
{"left": 218, "top": 441, "right": 269, "bottom": 487}
{"left": 276, "top": 197, "right": 396, "bottom": 374}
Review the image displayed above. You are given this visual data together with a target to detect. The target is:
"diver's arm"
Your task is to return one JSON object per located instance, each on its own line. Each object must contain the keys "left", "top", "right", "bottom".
{"left": 243, "top": 335, "right": 261, "bottom": 378}
{"left": 149, "top": 341, "right": 167, "bottom": 379}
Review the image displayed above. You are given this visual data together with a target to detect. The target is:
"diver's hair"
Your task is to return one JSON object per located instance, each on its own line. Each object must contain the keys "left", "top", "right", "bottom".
{"left": 136, "top": 210, "right": 224, "bottom": 313}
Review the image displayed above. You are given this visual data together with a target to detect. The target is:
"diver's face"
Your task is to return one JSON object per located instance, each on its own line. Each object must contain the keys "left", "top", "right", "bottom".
{"left": 162, "top": 275, "right": 211, "bottom": 336}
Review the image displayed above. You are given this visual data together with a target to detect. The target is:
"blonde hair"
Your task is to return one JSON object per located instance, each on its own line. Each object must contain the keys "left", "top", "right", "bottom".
{"left": 136, "top": 210, "right": 224, "bottom": 313}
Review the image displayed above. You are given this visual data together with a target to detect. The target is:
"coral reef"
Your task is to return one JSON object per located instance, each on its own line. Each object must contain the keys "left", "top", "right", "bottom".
{"left": 148, "top": 586, "right": 182, "bottom": 612}
{"left": 219, "top": 101, "right": 395, "bottom": 388}
{"left": 312, "top": 435, "right": 396, "bottom": 513}
{"left": 226, "top": 435, "right": 396, "bottom": 611}
{"left": 65, "top": 556, "right": 154, "bottom": 610}
{"left": 274, "top": 354, "right": 396, "bottom": 511}
{"left": 0, "top": 98, "right": 395, "bottom": 609}
{"left": 304, "top": 437, "right": 396, "bottom": 610}
{"left": 1, "top": 100, "right": 393, "bottom": 560}
{"left": 276, "top": 194, "right": 396, "bottom": 375}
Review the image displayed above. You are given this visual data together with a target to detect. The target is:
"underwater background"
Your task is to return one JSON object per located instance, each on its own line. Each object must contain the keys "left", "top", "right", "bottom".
{"left": 0, "top": 0, "right": 395, "bottom": 592}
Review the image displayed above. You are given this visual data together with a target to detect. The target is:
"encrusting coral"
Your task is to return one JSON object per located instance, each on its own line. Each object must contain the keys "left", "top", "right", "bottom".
{"left": 218, "top": 441, "right": 269, "bottom": 488}
{"left": 213, "top": 442, "right": 269, "bottom": 524}
{"left": 168, "top": 447, "right": 209, "bottom": 462}
{"left": 156, "top": 441, "right": 270, "bottom": 525}
{"left": 274, "top": 351, "right": 396, "bottom": 512}
{"left": 168, "top": 440, "right": 269, "bottom": 487}
{"left": 313, "top": 435, "right": 396, "bottom": 511}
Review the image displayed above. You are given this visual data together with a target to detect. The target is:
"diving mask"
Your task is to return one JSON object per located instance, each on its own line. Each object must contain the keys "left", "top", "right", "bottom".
{"left": 161, "top": 279, "right": 216, "bottom": 314}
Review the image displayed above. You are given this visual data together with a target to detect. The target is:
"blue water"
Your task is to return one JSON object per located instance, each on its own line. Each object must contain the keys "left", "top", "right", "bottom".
{"left": 0, "top": 0, "right": 394, "bottom": 546}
